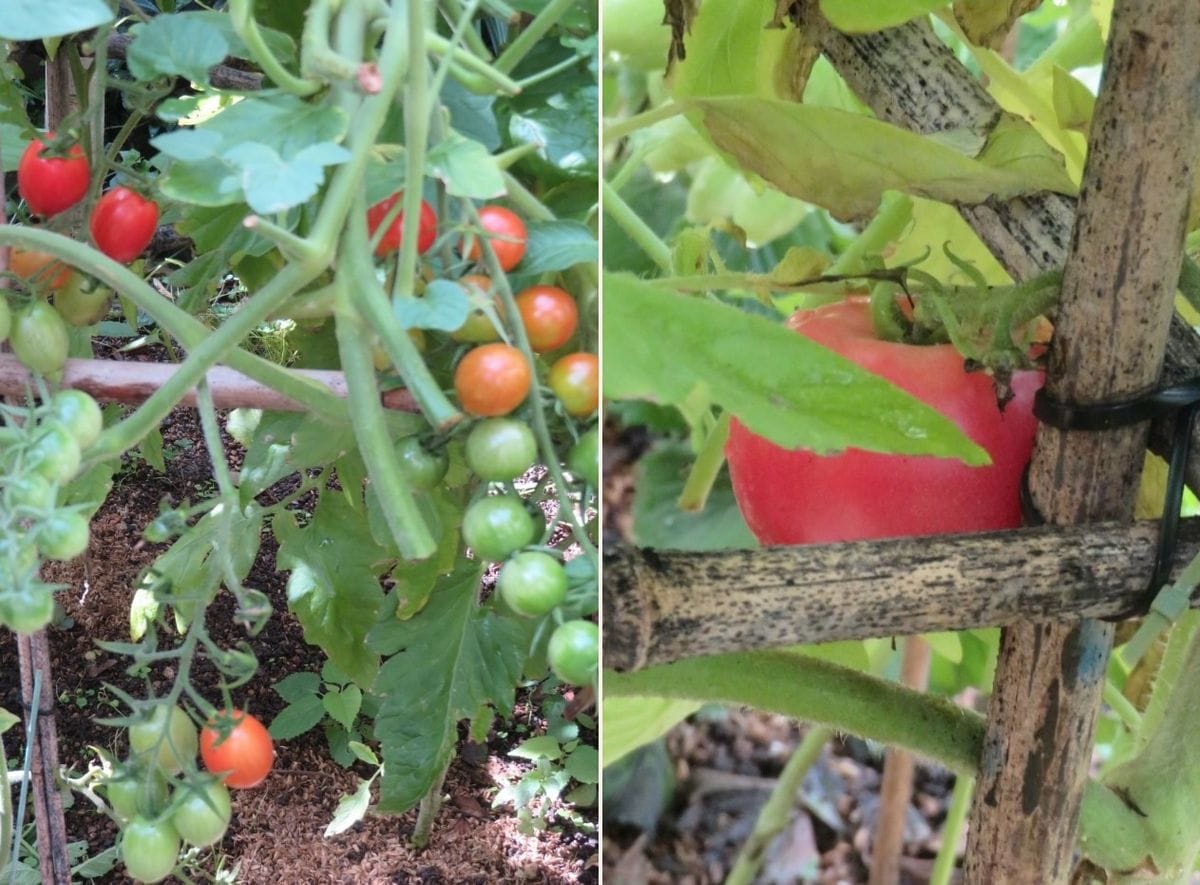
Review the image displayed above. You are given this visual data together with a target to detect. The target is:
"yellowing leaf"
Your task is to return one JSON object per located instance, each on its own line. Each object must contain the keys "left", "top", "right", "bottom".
{"left": 685, "top": 97, "right": 1076, "bottom": 221}
{"left": 953, "top": 0, "right": 1039, "bottom": 49}
{"left": 819, "top": 0, "right": 950, "bottom": 32}
{"left": 1051, "top": 65, "right": 1097, "bottom": 132}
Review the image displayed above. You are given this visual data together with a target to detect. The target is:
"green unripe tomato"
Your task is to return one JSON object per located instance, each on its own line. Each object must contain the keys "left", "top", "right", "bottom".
{"left": 105, "top": 770, "right": 169, "bottom": 823}
{"left": 462, "top": 495, "right": 536, "bottom": 562}
{"left": 54, "top": 275, "right": 111, "bottom": 326}
{"left": 547, "top": 619, "right": 599, "bottom": 686}
{"left": 26, "top": 422, "right": 81, "bottom": 485}
{"left": 10, "top": 299, "right": 68, "bottom": 378}
{"left": 498, "top": 552, "right": 568, "bottom": 617}
{"left": 465, "top": 418, "right": 538, "bottom": 481}
{"left": 47, "top": 390, "right": 103, "bottom": 449}
{"left": 37, "top": 511, "right": 89, "bottom": 561}
{"left": 128, "top": 705, "right": 199, "bottom": 775}
{"left": 394, "top": 436, "right": 449, "bottom": 490}
{"left": 171, "top": 779, "right": 232, "bottom": 847}
{"left": 120, "top": 816, "right": 181, "bottom": 884}
{"left": 7, "top": 473, "right": 55, "bottom": 513}
{"left": 567, "top": 427, "right": 599, "bottom": 488}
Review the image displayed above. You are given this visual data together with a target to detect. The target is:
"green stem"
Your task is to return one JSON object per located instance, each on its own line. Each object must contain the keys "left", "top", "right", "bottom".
{"left": 0, "top": 226, "right": 345, "bottom": 424}
{"left": 501, "top": 171, "right": 556, "bottom": 222}
{"left": 1102, "top": 679, "right": 1142, "bottom": 734}
{"left": 602, "top": 180, "right": 672, "bottom": 273}
{"left": 725, "top": 726, "right": 831, "bottom": 885}
{"left": 605, "top": 651, "right": 984, "bottom": 776}
{"left": 438, "top": 0, "right": 494, "bottom": 60}
{"left": 395, "top": 0, "right": 431, "bottom": 302}
{"left": 929, "top": 775, "right": 973, "bottom": 885}
{"left": 516, "top": 52, "right": 585, "bottom": 89}
{"left": 828, "top": 191, "right": 913, "bottom": 276}
{"left": 229, "top": 0, "right": 322, "bottom": 95}
{"left": 426, "top": 33, "right": 521, "bottom": 94}
{"left": 603, "top": 101, "right": 684, "bottom": 144}
{"left": 492, "top": 0, "right": 577, "bottom": 75}
{"left": 334, "top": 284, "right": 437, "bottom": 560}
{"left": 411, "top": 756, "right": 451, "bottom": 849}
{"left": 676, "top": 411, "right": 730, "bottom": 513}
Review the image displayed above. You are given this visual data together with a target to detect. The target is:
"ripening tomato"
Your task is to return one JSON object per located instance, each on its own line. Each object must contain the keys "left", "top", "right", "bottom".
{"left": 367, "top": 193, "right": 437, "bottom": 257}
{"left": 54, "top": 275, "right": 112, "bottom": 326}
{"left": 200, "top": 709, "right": 274, "bottom": 789}
{"left": 548, "top": 352, "right": 599, "bottom": 416}
{"left": 129, "top": 705, "right": 199, "bottom": 775}
{"left": 462, "top": 205, "right": 527, "bottom": 271}
{"left": 725, "top": 297, "right": 1043, "bottom": 545}
{"left": 515, "top": 285, "right": 578, "bottom": 352}
{"left": 8, "top": 247, "right": 73, "bottom": 290}
{"left": 90, "top": 186, "right": 158, "bottom": 263}
{"left": 454, "top": 343, "right": 532, "bottom": 417}
{"left": 18, "top": 136, "right": 90, "bottom": 218}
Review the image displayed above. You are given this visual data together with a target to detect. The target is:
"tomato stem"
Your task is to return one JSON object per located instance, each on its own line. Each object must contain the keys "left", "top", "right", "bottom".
{"left": 492, "top": 0, "right": 578, "bottom": 75}
{"left": 601, "top": 180, "right": 672, "bottom": 273}
{"left": 676, "top": 412, "right": 730, "bottom": 513}
{"left": 229, "top": 0, "right": 322, "bottom": 96}
{"left": 929, "top": 775, "right": 974, "bottom": 885}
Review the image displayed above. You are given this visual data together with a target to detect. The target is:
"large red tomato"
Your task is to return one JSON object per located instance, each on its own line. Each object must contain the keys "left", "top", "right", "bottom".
{"left": 725, "top": 298, "right": 1042, "bottom": 545}
{"left": 89, "top": 187, "right": 158, "bottom": 263}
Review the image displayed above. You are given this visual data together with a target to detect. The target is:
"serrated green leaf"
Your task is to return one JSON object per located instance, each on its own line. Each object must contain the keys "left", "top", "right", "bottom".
{"left": 603, "top": 274, "right": 987, "bottom": 463}
{"left": 222, "top": 141, "right": 350, "bottom": 214}
{"left": 0, "top": 0, "right": 112, "bottom": 40}
{"left": 685, "top": 98, "right": 1075, "bottom": 221}
{"left": 511, "top": 735, "right": 563, "bottom": 761}
{"left": 393, "top": 280, "right": 471, "bottom": 331}
{"left": 268, "top": 695, "right": 326, "bottom": 740}
{"left": 126, "top": 14, "right": 230, "bottom": 84}
{"left": 139, "top": 428, "right": 166, "bottom": 473}
{"left": 672, "top": 0, "right": 788, "bottom": 100}
{"left": 427, "top": 132, "right": 505, "bottom": 199}
{"left": 272, "top": 671, "right": 322, "bottom": 704}
{"left": 324, "top": 779, "right": 372, "bottom": 837}
{"left": 819, "top": 0, "right": 950, "bottom": 32}
{"left": 275, "top": 493, "right": 391, "bottom": 688}
{"left": 349, "top": 741, "right": 380, "bottom": 766}
{"left": 366, "top": 564, "right": 531, "bottom": 812}
{"left": 323, "top": 684, "right": 363, "bottom": 732}
{"left": 520, "top": 221, "right": 597, "bottom": 274}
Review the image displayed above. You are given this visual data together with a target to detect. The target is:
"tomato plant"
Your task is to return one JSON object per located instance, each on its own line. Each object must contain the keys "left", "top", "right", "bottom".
{"left": 548, "top": 352, "right": 599, "bottom": 416}
{"left": 498, "top": 551, "right": 567, "bottom": 617}
{"left": 464, "top": 417, "right": 538, "bottom": 481}
{"left": 461, "top": 495, "right": 536, "bottom": 561}
{"left": 515, "top": 285, "right": 579, "bottom": 352}
{"left": 200, "top": 710, "right": 274, "bottom": 789}
{"left": 367, "top": 193, "right": 437, "bottom": 257}
{"left": 454, "top": 343, "right": 532, "bottom": 417}
{"left": 89, "top": 186, "right": 158, "bottom": 263}
{"left": 0, "top": 585, "right": 55, "bottom": 634}
{"left": 17, "top": 135, "right": 90, "bottom": 218}
{"left": 105, "top": 770, "right": 169, "bottom": 823}
{"left": 725, "top": 298, "right": 1042, "bottom": 545}
{"left": 120, "top": 816, "right": 181, "bottom": 884}
{"left": 394, "top": 436, "right": 449, "bottom": 490}
{"left": 54, "top": 274, "right": 112, "bottom": 326}
{"left": 462, "top": 205, "right": 528, "bottom": 271}
{"left": 9, "top": 299, "right": 69, "bottom": 379}
{"left": 8, "top": 247, "right": 72, "bottom": 290}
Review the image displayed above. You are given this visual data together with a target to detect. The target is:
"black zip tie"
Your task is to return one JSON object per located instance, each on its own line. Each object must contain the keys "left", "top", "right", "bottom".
{"left": 1027, "top": 382, "right": 1200, "bottom": 621}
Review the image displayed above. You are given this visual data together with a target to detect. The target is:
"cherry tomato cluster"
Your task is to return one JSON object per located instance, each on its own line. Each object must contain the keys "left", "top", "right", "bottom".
{"left": 107, "top": 705, "right": 273, "bottom": 882}
{"left": 365, "top": 199, "right": 600, "bottom": 688}
{"left": 0, "top": 389, "right": 102, "bottom": 633}
{"left": 17, "top": 134, "right": 158, "bottom": 263}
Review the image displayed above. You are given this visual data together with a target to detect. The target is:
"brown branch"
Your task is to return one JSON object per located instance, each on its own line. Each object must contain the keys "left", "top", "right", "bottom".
{"left": 105, "top": 33, "right": 264, "bottom": 91}
{"left": 0, "top": 354, "right": 418, "bottom": 413}
{"left": 602, "top": 519, "right": 1200, "bottom": 672}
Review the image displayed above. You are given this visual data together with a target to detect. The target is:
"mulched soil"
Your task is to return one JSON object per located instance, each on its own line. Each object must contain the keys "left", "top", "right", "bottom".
{"left": 2, "top": 399, "right": 598, "bottom": 884}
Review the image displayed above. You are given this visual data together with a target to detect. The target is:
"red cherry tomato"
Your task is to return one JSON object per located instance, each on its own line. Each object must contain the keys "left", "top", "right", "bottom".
{"left": 462, "top": 205, "right": 527, "bottom": 272}
{"left": 366, "top": 194, "right": 437, "bottom": 257}
{"left": 18, "top": 136, "right": 90, "bottom": 218}
{"left": 89, "top": 187, "right": 159, "bottom": 263}
{"left": 548, "top": 352, "right": 599, "bottom": 416}
{"left": 725, "top": 297, "right": 1043, "bottom": 545}
{"left": 199, "top": 709, "right": 274, "bottom": 789}
{"left": 515, "top": 285, "right": 578, "bottom": 352}
{"left": 454, "top": 343, "right": 532, "bottom": 417}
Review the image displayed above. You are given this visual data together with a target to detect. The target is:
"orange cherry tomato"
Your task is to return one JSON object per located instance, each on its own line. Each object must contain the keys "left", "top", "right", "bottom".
{"left": 515, "top": 285, "right": 578, "bottom": 352}
{"left": 547, "top": 352, "right": 599, "bottom": 417}
{"left": 199, "top": 709, "right": 274, "bottom": 789}
{"left": 454, "top": 343, "right": 532, "bottom": 417}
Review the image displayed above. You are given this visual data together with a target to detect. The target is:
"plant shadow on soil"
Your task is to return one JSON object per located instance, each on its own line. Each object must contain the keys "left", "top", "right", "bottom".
{"left": 1, "top": 394, "right": 597, "bottom": 884}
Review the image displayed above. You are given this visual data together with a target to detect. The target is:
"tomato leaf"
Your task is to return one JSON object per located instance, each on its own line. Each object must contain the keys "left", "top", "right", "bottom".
{"left": 818, "top": 0, "right": 950, "bottom": 32}
{"left": 275, "top": 493, "right": 392, "bottom": 688}
{"left": 426, "top": 131, "right": 505, "bottom": 199}
{"left": 267, "top": 696, "right": 325, "bottom": 741}
{"left": 366, "top": 563, "right": 531, "bottom": 813}
{"left": 272, "top": 671, "right": 321, "bottom": 704}
{"left": 520, "top": 221, "right": 598, "bottom": 275}
{"left": 0, "top": 0, "right": 113, "bottom": 40}
{"left": 603, "top": 274, "right": 989, "bottom": 463}
{"left": 323, "top": 685, "right": 363, "bottom": 732}
{"left": 324, "top": 779, "right": 372, "bottom": 837}
{"left": 685, "top": 98, "right": 1075, "bottom": 220}
{"left": 393, "top": 280, "right": 471, "bottom": 331}
{"left": 125, "top": 14, "right": 231, "bottom": 85}
{"left": 601, "top": 696, "right": 701, "bottom": 768}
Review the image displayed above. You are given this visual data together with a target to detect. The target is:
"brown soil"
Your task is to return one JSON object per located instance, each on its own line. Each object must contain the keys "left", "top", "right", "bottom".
{"left": 2, "top": 404, "right": 597, "bottom": 884}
